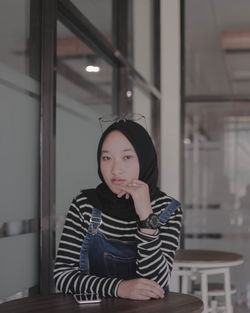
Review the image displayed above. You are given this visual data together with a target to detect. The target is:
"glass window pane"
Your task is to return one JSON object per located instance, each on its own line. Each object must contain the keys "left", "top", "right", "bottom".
{"left": 0, "top": 0, "right": 40, "bottom": 301}
{"left": 132, "top": 0, "right": 154, "bottom": 84}
{"left": 132, "top": 84, "right": 161, "bottom": 183}
{"left": 131, "top": 83, "right": 160, "bottom": 153}
{"left": 185, "top": 0, "right": 250, "bottom": 96}
{"left": 71, "top": 0, "right": 112, "bottom": 43}
{"left": 184, "top": 101, "right": 250, "bottom": 302}
{"left": 0, "top": 0, "right": 31, "bottom": 76}
{"left": 56, "top": 21, "right": 113, "bottom": 245}
{"left": 185, "top": 1, "right": 250, "bottom": 304}
{"left": 132, "top": 84, "right": 152, "bottom": 136}
{"left": 0, "top": 235, "right": 38, "bottom": 300}
{"left": 57, "top": 21, "right": 112, "bottom": 112}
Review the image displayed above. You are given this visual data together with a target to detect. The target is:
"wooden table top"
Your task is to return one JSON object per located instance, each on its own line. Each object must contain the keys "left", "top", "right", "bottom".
{"left": 174, "top": 249, "right": 243, "bottom": 268}
{"left": 0, "top": 292, "right": 203, "bottom": 313}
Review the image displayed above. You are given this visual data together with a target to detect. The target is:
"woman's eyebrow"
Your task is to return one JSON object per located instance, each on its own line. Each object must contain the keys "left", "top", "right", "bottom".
{"left": 101, "top": 148, "right": 135, "bottom": 153}
{"left": 122, "top": 148, "right": 134, "bottom": 152}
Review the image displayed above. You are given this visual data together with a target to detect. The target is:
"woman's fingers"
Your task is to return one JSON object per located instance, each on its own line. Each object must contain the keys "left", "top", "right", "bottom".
{"left": 117, "top": 278, "right": 165, "bottom": 300}
{"left": 116, "top": 180, "right": 152, "bottom": 221}
{"left": 127, "top": 179, "right": 144, "bottom": 187}
{"left": 116, "top": 180, "right": 143, "bottom": 198}
{"left": 117, "top": 179, "right": 146, "bottom": 195}
{"left": 141, "top": 280, "right": 165, "bottom": 298}
{"left": 117, "top": 190, "right": 130, "bottom": 199}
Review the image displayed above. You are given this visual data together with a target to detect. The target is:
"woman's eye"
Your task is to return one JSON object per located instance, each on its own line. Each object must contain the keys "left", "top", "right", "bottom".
{"left": 102, "top": 156, "right": 111, "bottom": 161}
{"left": 124, "top": 155, "right": 133, "bottom": 160}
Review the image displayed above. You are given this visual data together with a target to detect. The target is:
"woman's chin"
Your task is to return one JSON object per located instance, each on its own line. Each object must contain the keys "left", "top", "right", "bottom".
{"left": 108, "top": 185, "right": 121, "bottom": 195}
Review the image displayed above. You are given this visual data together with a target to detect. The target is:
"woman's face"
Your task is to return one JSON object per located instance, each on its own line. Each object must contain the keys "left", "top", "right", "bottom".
{"left": 100, "top": 130, "right": 140, "bottom": 194}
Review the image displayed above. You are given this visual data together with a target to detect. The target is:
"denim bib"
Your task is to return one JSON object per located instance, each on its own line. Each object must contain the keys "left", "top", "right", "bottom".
{"left": 80, "top": 199, "right": 180, "bottom": 287}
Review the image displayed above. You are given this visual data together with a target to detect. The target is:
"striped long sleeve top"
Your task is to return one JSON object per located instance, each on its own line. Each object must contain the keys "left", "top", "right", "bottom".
{"left": 54, "top": 190, "right": 183, "bottom": 297}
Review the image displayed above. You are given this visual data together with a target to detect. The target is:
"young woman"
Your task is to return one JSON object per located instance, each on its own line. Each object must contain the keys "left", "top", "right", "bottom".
{"left": 54, "top": 119, "right": 183, "bottom": 300}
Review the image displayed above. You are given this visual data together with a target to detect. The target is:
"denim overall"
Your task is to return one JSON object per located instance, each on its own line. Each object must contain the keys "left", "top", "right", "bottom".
{"left": 80, "top": 199, "right": 180, "bottom": 289}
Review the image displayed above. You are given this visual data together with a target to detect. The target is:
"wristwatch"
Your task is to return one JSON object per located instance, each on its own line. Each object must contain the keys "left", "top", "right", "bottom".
{"left": 138, "top": 213, "right": 159, "bottom": 229}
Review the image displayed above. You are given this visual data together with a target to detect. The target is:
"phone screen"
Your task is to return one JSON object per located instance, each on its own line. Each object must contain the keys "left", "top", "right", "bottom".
{"left": 73, "top": 293, "right": 102, "bottom": 304}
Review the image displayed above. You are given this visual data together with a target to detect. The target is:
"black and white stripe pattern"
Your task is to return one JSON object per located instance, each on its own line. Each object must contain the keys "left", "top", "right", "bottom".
{"left": 54, "top": 191, "right": 182, "bottom": 297}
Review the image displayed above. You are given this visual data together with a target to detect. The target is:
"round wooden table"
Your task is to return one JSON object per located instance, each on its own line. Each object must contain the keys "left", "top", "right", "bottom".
{"left": 0, "top": 292, "right": 203, "bottom": 313}
{"left": 174, "top": 249, "right": 243, "bottom": 268}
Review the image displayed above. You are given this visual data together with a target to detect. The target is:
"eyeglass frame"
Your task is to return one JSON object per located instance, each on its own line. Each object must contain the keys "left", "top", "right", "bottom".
{"left": 98, "top": 113, "right": 148, "bottom": 133}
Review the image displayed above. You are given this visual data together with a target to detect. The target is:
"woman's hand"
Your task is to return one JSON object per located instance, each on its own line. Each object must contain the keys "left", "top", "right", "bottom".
{"left": 117, "top": 278, "right": 165, "bottom": 300}
{"left": 117, "top": 179, "right": 152, "bottom": 221}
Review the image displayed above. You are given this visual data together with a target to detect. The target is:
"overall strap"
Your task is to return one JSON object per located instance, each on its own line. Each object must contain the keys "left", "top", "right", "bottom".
{"left": 79, "top": 189, "right": 103, "bottom": 273}
{"left": 90, "top": 207, "right": 102, "bottom": 234}
{"left": 159, "top": 199, "right": 181, "bottom": 225}
{"left": 81, "top": 189, "right": 103, "bottom": 234}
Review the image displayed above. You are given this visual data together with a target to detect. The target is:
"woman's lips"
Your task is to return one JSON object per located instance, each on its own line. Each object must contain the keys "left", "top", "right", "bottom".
{"left": 111, "top": 178, "right": 125, "bottom": 185}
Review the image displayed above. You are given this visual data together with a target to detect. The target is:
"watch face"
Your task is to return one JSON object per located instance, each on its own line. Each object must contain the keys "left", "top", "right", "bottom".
{"left": 138, "top": 213, "right": 159, "bottom": 229}
{"left": 148, "top": 214, "right": 159, "bottom": 228}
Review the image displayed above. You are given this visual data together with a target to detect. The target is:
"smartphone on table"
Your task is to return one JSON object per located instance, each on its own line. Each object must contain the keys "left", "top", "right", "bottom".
{"left": 73, "top": 293, "right": 102, "bottom": 304}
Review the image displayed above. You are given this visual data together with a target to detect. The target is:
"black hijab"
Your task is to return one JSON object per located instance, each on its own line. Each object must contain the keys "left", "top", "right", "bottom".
{"left": 96, "top": 119, "right": 164, "bottom": 221}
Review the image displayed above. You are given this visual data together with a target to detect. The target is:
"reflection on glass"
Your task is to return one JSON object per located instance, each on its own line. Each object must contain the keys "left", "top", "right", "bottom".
{"left": 185, "top": 0, "right": 250, "bottom": 96}
{"left": 71, "top": 0, "right": 112, "bottom": 43}
{"left": 184, "top": 101, "right": 250, "bottom": 303}
{"left": 0, "top": 0, "right": 30, "bottom": 75}
{"left": 132, "top": 0, "right": 154, "bottom": 84}
{"left": 56, "top": 22, "right": 113, "bottom": 245}
{"left": 0, "top": 0, "right": 39, "bottom": 301}
{"left": 185, "top": 0, "right": 250, "bottom": 304}
{"left": 132, "top": 84, "right": 152, "bottom": 136}
{"left": 57, "top": 22, "right": 112, "bottom": 112}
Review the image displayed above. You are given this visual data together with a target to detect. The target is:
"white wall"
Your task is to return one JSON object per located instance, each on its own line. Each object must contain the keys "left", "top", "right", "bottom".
{"left": 160, "top": 0, "right": 181, "bottom": 200}
{"left": 160, "top": 0, "right": 181, "bottom": 293}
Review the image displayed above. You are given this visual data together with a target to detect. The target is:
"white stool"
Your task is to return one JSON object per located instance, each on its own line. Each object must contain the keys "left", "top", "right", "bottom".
{"left": 195, "top": 282, "right": 236, "bottom": 313}
{"left": 197, "top": 267, "right": 235, "bottom": 313}
{"left": 171, "top": 265, "right": 236, "bottom": 313}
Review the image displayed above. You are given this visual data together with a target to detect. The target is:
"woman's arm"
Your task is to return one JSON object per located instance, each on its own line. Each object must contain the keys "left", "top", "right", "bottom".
{"left": 117, "top": 180, "right": 183, "bottom": 288}
{"left": 54, "top": 195, "right": 122, "bottom": 297}
{"left": 117, "top": 199, "right": 182, "bottom": 298}
{"left": 135, "top": 203, "right": 183, "bottom": 287}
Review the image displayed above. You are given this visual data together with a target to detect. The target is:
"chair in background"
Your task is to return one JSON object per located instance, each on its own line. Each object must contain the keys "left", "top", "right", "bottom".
{"left": 194, "top": 267, "right": 236, "bottom": 313}
{"left": 170, "top": 266, "right": 236, "bottom": 313}
{"left": 173, "top": 249, "right": 243, "bottom": 313}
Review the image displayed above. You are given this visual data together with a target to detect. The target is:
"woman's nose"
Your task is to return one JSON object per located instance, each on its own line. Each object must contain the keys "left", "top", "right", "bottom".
{"left": 111, "top": 159, "right": 123, "bottom": 175}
